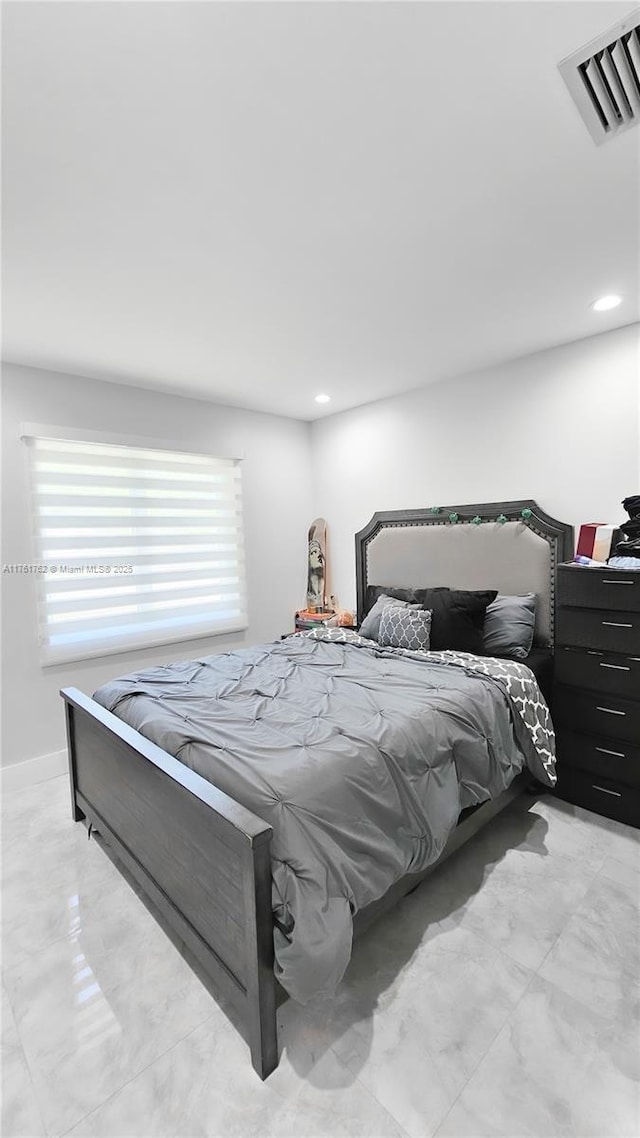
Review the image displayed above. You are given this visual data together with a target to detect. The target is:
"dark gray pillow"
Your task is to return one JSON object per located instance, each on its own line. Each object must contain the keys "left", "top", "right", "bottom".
{"left": 483, "top": 593, "right": 536, "bottom": 659}
{"left": 359, "top": 594, "right": 421, "bottom": 641}
{"left": 364, "top": 584, "right": 449, "bottom": 614}
{"left": 379, "top": 604, "right": 433, "bottom": 651}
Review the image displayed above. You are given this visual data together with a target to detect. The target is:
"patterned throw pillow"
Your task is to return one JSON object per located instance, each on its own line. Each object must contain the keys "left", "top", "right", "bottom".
{"left": 359, "top": 594, "right": 422, "bottom": 641}
{"left": 378, "top": 604, "right": 433, "bottom": 651}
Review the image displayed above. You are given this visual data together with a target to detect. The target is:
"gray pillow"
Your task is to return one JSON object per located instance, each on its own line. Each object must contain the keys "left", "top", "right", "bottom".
{"left": 379, "top": 604, "right": 433, "bottom": 651}
{"left": 483, "top": 593, "right": 536, "bottom": 659}
{"left": 359, "top": 594, "right": 421, "bottom": 641}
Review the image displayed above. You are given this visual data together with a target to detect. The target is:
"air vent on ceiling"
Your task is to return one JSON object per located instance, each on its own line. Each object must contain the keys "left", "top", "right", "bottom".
{"left": 559, "top": 10, "right": 640, "bottom": 144}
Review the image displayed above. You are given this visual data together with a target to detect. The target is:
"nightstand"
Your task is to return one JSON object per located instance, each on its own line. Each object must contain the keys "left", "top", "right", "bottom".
{"left": 553, "top": 563, "right": 640, "bottom": 828}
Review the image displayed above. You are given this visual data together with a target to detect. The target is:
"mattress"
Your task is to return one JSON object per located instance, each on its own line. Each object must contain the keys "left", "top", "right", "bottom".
{"left": 94, "top": 632, "right": 555, "bottom": 1003}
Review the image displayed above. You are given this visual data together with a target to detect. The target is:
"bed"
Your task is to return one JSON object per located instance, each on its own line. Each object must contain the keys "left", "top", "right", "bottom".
{"left": 61, "top": 498, "right": 573, "bottom": 1079}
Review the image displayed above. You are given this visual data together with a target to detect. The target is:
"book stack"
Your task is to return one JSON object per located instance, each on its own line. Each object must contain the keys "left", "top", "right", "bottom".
{"left": 295, "top": 609, "right": 334, "bottom": 632}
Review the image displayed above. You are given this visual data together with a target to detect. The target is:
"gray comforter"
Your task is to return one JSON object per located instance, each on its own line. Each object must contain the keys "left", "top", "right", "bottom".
{"left": 93, "top": 630, "right": 556, "bottom": 1002}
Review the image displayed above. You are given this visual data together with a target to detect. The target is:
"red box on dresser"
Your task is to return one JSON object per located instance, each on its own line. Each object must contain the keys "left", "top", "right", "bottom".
{"left": 553, "top": 563, "right": 640, "bottom": 829}
{"left": 576, "top": 523, "right": 618, "bottom": 562}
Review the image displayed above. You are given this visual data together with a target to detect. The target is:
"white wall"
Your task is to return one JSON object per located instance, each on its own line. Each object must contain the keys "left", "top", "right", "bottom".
{"left": 311, "top": 324, "right": 640, "bottom": 612}
{"left": 1, "top": 363, "right": 312, "bottom": 768}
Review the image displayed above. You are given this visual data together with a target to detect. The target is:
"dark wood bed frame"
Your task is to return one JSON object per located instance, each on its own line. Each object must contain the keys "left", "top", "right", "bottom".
{"left": 61, "top": 499, "right": 573, "bottom": 1080}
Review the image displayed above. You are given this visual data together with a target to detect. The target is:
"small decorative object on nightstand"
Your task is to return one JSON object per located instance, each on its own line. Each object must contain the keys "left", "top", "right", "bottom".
{"left": 553, "top": 562, "right": 640, "bottom": 829}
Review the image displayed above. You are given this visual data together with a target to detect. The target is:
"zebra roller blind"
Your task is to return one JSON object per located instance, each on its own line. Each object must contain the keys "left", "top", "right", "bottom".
{"left": 25, "top": 435, "right": 247, "bottom": 665}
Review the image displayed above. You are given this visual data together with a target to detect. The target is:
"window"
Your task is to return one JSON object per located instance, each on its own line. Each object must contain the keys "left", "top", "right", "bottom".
{"left": 25, "top": 435, "right": 247, "bottom": 665}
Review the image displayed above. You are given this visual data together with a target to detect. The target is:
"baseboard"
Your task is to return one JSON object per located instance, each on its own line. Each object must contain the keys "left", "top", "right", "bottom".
{"left": 1, "top": 749, "right": 67, "bottom": 795}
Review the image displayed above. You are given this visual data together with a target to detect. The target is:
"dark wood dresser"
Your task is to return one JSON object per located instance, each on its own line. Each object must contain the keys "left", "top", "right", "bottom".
{"left": 553, "top": 563, "right": 640, "bottom": 829}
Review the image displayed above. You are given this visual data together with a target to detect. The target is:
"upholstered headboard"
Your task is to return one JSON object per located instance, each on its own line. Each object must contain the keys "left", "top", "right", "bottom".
{"left": 355, "top": 500, "right": 573, "bottom": 648}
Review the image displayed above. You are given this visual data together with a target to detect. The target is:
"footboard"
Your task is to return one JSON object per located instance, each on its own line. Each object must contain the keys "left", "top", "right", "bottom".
{"left": 61, "top": 687, "right": 279, "bottom": 1079}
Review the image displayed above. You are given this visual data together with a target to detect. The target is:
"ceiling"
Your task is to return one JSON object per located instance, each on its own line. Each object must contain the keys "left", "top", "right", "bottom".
{"left": 2, "top": 1, "right": 639, "bottom": 421}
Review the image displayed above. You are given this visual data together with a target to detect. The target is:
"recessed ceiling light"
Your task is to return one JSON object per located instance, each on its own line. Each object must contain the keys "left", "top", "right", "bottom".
{"left": 591, "top": 295, "right": 622, "bottom": 312}
{"left": 315, "top": 394, "right": 331, "bottom": 404}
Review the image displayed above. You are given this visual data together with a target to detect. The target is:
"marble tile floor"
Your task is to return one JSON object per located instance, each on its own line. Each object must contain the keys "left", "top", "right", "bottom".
{"left": 1, "top": 774, "right": 639, "bottom": 1138}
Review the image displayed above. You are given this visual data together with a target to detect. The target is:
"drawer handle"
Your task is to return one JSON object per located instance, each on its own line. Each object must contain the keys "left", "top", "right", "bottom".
{"left": 596, "top": 706, "right": 625, "bottom": 715}
{"left": 601, "top": 621, "right": 633, "bottom": 628}
{"left": 595, "top": 746, "right": 626, "bottom": 758}
{"left": 599, "top": 663, "right": 630, "bottom": 671}
{"left": 591, "top": 785, "right": 622, "bottom": 798}
{"left": 602, "top": 579, "right": 634, "bottom": 585}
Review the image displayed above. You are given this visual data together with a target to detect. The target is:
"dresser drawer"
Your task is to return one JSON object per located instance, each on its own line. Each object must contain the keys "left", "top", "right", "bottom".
{"left": 555, "top": 646, "right": 640, "bottom": 700}
{"left": 556, "top": 729, "right": 640, "bottom": 789}
{"left": 556, "top": 607, "right": 640, "bottom": 655}
{"left": 557, "top": 567, "right": 640, "bottom": 613}
{"left": 554, "top": 765, "right": 640, "bottom": 828}
{"left": 554, "top": 685, "right": 640, "bottom": 745}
